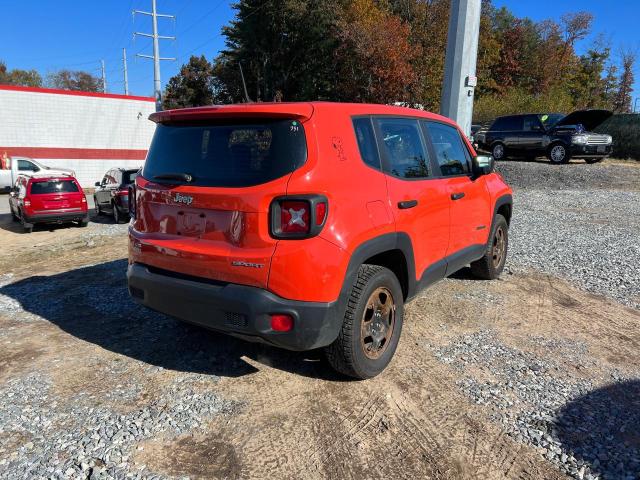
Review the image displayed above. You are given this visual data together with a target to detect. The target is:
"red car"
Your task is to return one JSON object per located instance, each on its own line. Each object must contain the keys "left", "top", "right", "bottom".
{"left": 127, "top": 102, "right": 513, "bottom": 378}
{"left": 8, "top": 174, "right": 88, "bottom": 233}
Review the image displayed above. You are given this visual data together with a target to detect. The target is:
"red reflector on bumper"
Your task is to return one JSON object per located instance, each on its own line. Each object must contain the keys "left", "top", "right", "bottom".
{"left": 270, "top": 314, "right": 294, "bottom": 332}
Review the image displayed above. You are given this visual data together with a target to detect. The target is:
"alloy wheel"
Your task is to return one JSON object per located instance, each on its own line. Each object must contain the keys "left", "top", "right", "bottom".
{"left": 550, "top": 145, "right": 566, "bottom": 163}
{"left": 492, "top": 226, "right": 506, "bottom": 268}
{"left": 360, "top": 287, "right": 396, "bottom": 360}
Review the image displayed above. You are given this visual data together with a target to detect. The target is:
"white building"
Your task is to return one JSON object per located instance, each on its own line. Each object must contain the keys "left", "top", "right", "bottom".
{"left": 0, "top": 84, "right": 156, "bottom": 187}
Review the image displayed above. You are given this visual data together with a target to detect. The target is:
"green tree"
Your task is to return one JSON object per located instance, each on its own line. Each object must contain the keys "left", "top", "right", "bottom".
{"left": 613, "top": 51, "right": 636, "bottom": 113}
{"left": 0, "top": 61, "right": 43, "bottom": 87}
{"left": 216, "top": 0, "right": 340, "bottom": 102}
{"left": 46, "top": 70, "right": 101, "bottom": 92}
{"left": 163, "top": 55, "right": 216, "bottom": 109}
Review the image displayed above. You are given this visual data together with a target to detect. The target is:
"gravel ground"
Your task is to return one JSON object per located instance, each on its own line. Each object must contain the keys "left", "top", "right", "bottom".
{"left": 1, "top": 160, "right": 639, "bottom": 480}
{"left": 430, "top": 330, "right": 639, "bottom": 480}
{"left": 497, "top": 160, "right": 640, "bottom": 309}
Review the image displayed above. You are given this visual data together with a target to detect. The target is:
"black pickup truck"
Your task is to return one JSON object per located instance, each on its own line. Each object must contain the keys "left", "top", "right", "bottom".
{"left": 474, "top": 110, "right": 613, "bottom": 164}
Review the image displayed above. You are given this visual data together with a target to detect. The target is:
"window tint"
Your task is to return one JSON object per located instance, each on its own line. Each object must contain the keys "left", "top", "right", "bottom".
{"left": 539, "top": 113, "right": 564, "bottom": 128}
{"left": 492, "top": 116, "right": 522, "bottom": 131}
{"left": 122, "top": 170, "right": 139, "bottom": 185}
{"left": 376, "top": 118, "right": 430, "bottom": 179}
{"left": 523, "top": 115, "right": 543, "bottom": 132}
{"left": 352, "top": 118, "right": 380, "bottom": 170}
{"left": 426, "top": 122, "right": 470, "bottom": 176}
{"left": 30, "top": 180, "right": 79, "bottom": 195}
{"left": 18, "top": 160, "right": 37, "bottom": 171}
{"left": 143, "top": 120, "right": 307, "bottom": 187}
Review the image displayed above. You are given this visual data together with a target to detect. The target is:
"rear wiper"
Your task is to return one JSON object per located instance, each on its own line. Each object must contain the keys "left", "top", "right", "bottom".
{"left": 153, "top": 172, "right": 194, "bottom": 183}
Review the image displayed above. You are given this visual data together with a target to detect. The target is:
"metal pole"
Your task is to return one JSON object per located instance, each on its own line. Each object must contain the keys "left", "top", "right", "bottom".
{"left": 101, "top": 60, "right": 107, "bottom": 93}
{"left": 151, "top": 0, "right": 161, "bottom": 109}
{"left": 123, "top": 48, "right": 129, "bottom": 95}
{"left": 134, "top": 2, "right": 175, "bottom": 111}
{"left": 634, "top": 97, "right": 640, "bottom": 114}
{"left": 440, "top": 0, "right": 481, "bottom": 138}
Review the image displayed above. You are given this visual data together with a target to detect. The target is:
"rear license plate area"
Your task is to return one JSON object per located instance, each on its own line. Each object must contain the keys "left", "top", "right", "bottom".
{"left": 177, "top": 211, "right": 206, "bottom": 236}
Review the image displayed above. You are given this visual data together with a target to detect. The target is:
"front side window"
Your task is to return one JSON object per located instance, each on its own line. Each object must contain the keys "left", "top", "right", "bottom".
{"left": 425, "top": 122, "right": 471, "bottom": 176}
{"left": 352, "top": 117, "right": 381, "bottom": 170}
{"left": 143, "top": 119, "right": 308, "bottom": 187}
{"left": 376, "top": 118, "right": 431, "bottom": 179}
{"left": 523, "top": 115, "right": 543, "bottom": 132}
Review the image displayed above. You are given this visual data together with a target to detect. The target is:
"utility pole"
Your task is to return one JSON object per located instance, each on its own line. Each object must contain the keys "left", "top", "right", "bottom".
{"left": 123, "top": 48, "right": 129, "bottom": 95}
{"left": 440, "top": 0, "right": 481, "bottom": 138}
{"left": 134, "top": 0, "right": 175, "bottom": 110}
{"left": 101, "top": 60, "right": 107, "bottom": 93}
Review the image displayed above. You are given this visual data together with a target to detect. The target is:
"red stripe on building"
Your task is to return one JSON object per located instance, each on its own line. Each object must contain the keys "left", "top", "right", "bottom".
{"left": 0, "top": 84, "right": 155, "bottom": 102}
{"left": 0, "top": 147, "right": 147, "bottom": 160}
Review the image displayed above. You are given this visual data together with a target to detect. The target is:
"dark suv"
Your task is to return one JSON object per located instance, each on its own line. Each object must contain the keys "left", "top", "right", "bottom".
{"left": 475, "top": 110, "right": 613, "bottom": 164}
{"left": 94, "top": 168, "right": 139, "bottom": 223}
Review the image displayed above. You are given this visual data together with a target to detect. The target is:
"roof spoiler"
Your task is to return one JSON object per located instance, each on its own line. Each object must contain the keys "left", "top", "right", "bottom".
{"left": 149, "top": 103, "right": 315, "bottom": 124}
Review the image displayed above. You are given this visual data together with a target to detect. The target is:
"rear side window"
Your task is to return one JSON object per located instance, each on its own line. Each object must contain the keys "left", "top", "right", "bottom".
{"left": 375, "top": 118, "right": 431, "bottom": 179}
{"left": 122, "top": 171, "right": 138, "bottom": 185}
{"left": 352, "top": 118, "right": 381, "bottom": 170}
{"left": 30, "top": 180, "right": 79, "bottom": 194}
{"left": 143, "top": 119, "right": 307, "bottom": 187}
{"left": 492, "top": 116, "right": 522, "bottom": 131}
{"left": 425, "top": 122, "right": 471, "bottom": 176}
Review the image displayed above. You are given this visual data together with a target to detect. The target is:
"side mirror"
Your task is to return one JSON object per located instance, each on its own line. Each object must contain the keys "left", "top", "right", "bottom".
{"left": 473, "top": 155, "right": 494, "bottom": 176}
{"left": 95, "top": 182, "right": 101, "bottom": 187}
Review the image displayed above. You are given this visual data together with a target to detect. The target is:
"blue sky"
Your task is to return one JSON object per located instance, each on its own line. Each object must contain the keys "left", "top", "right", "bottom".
{"left": 1, "top": 0, "right": 638, "bottom": 104}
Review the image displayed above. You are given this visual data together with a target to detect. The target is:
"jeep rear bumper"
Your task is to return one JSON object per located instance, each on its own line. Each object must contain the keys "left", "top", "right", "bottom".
{"left": 127, "top": 263, "right": 342, "bottom": 351}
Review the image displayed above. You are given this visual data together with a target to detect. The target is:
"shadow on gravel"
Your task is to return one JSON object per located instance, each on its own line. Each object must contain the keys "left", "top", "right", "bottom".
{"left": 0, "top": 260, "right": 343, "bottom": 381}
{"left": 555, "top": 380, "right": 640, "bottom": 479}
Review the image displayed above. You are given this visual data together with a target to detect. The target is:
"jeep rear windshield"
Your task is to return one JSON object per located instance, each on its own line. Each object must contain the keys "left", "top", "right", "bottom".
{"left": 30, "top": 180, "right": 79, "bottom": 195}
{"left": 143, "top": 119, "right": 307, "bottom": 187}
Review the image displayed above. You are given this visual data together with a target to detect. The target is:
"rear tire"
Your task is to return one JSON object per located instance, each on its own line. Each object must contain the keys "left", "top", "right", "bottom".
{"left": 470, "top": 214, "right": 508, "bottom": 280}
{"left": 113, "top": 203, "right": 122, "bottom": 224}
{"left": 325, "top": 265, "right": 404, "bottom": 380}
{"left": 95, "top": 198, "right": 101, "bottom": 215}
{"left": 21, "top": 216, "right": 33, "bottom": 234}
{"left": 492, "top": 143, "right": 506, "bottom": 161}
{"left": 78, "top": 217, "right": 89, "bottom": 228}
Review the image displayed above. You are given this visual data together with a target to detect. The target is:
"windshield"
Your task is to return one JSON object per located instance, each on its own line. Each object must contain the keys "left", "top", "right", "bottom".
{"left": 538, "top": 114, "right": 565, "bottom": 128}
{"left": 143, "top": 119, "right": 308, "bottom": 187}
{"left": 30, "top": 180, "right": 79, "bottom": 195}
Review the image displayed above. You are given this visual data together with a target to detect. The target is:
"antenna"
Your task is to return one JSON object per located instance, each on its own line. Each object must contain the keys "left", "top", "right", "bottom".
{"left": 239, "top": 61, "right": 252, "bottom": 103}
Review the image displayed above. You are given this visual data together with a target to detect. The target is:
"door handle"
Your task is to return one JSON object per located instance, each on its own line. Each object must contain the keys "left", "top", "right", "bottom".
{"left": 398, "top": 200, "right": 418, "bottom": 209}
{"left": 451, "top": 192, "right": 465, "bottom": 200}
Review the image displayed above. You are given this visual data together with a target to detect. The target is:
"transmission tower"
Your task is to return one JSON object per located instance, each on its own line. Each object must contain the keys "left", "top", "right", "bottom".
{"left": 134, "top": 0, "right": 175, "bottom": 110}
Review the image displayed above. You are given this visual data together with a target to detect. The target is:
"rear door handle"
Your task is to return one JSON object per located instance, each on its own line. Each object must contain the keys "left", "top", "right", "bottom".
{"left": 398, "top": 200, "right": 418, "bottom": 209}
{"left": 451, "top": 192, "right": 465, "bottom": 200}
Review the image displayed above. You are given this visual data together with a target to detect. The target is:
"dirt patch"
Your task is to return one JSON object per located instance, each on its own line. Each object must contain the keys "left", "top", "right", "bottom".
{"left": 135, "top": 434, "right": 241, "bottom": 479}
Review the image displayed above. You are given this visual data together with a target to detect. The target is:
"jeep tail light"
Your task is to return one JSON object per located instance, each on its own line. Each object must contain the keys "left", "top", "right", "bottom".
{"left": 281, "top": 200, "right": 310, "bottom": 234}
{"left": 270, "top": 195, "right": 328, "bottom": 239}
{"left": 315, "top": 202, "right": 327, "bottom": 225}
{"left": 270, "top": 314, "right": 294, "bottom": 332}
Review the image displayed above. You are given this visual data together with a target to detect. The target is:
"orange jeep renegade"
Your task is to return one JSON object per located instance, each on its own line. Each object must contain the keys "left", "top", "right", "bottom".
{"left": 127, "top": 102, "right": 512, "bottom": 379}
